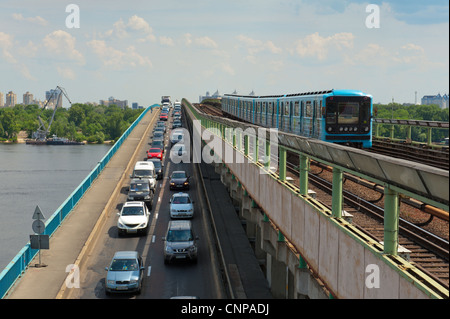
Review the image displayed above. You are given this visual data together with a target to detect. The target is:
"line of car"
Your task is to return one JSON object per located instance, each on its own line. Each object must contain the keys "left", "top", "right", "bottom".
{"left": 105, "top": 101, "right": 199, "bottom": 296}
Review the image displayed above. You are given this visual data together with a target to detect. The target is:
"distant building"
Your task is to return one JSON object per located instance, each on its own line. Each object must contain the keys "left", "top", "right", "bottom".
{"left": 199, "top": 89, "right": 222, "bottom": 103}
{"left": 0, "top": 92, "right": 4, "bottom": 107}
{"left": 45, "top": 88, "right": 62, "bottom": 109}
{"left": 23, "top": 91, "right": 34, "bottom": 105}
{"left": 5, "top": 91, "right": 17, "bottom": 107}
{"left": 421, "top": 93, "right": 449, "bottom": 109}
{"left": 100, "top": 96, "right": 128, "bottom": 109}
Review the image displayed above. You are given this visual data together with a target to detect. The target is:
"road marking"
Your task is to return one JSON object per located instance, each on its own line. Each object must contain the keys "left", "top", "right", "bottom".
{"left": 152, "top": 235, "right": 155, "bottom": 243}
{"left": 147, "top": 266, "right": 152, "bottom": 277}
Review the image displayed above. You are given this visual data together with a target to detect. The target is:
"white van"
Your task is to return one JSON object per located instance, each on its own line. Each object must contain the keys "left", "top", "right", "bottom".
{"left": 130, "top": 161, "right": 156, "bottom": 190}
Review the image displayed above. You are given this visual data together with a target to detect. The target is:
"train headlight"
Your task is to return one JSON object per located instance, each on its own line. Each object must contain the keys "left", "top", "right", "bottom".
{"left": 364, "top": 127, "right": 369, "bottom": 132}
{"left": 339, "top": 127, "right": 343, "bottom": 132}
{"left": 344, "top": 127, "right": 348, "bottom": 132}
{"left": 327, "top": 126, "right": 333, "bottom": 132}
{"left": 354, "top": 127, "right": 358, "bottom": 132}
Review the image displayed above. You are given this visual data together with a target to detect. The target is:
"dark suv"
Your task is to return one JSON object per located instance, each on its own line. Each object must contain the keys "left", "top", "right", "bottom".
{"left": 127, "top": 178, "right": 154, "bottom": 209}
{"left": 147, "top": 158, "right": 163, "bottom": 180}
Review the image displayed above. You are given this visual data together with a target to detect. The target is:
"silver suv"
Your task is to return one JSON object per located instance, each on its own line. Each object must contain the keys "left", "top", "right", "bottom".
{"left": 162, "top": 220, "right": 198, "bottom": 264}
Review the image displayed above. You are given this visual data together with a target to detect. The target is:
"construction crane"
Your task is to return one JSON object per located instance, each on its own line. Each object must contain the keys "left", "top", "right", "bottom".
{"left": 32, "top": 86, "right": 72, "bottom": 141}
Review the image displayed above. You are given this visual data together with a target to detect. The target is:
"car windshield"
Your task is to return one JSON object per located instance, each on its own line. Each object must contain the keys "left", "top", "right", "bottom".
{"left": 150, "top": 161, "right": 161, "bottom": 168}
{"left": 130, "top": 182, "right": 149, "bottom": 192}
{"left": 134, "top": 169, "right": 154, "bottom": 177}
{"left": 172, "top": 196, "right": 190, "bottom": 204}
{"left": 122, "top": 206, "right": 144, "bottom": 216}
{"left": 172, "top": 172, "right": 186, "bottom": 179}
{"left": 167, "top": 229, "right": 193, "bottom": 242}
{"left": 109, "top": 258, "right": 139, "bottom": 271}
{"left": 150, "top": 148, "right": 161, "bottom": 153}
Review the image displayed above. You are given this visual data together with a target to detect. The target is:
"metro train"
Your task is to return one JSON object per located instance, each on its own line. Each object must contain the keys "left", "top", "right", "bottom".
{"left": 221, "top": 89, "right": 373, "bottom": 148}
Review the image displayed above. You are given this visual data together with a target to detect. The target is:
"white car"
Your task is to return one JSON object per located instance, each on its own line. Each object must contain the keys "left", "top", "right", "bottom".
{"left": 169, "top": 193, "right": 194, "bottom": 219}
{"left": 117, "top": 201, "right": 150, "bottom": 236}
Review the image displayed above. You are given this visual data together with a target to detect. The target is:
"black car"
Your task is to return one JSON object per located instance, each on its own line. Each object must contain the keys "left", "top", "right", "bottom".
{"left": 152, "top": 131, "right": 164, "bottom": 141}
{"left": 172, "top": 120, "right": 182, "bottom": 129}
{"left": 147, "top": 158, "right": 163, "bottom": 180}
{"left": 169, "top": 171, "right": 190, "bottom": 190}
{"left": 127, "top": 178, "right": 154, "bottom": 209}
{"left": 151, "top": 140, "right": 164, "bottom": 151}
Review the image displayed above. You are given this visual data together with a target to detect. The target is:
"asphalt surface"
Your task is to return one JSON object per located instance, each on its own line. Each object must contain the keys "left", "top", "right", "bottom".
{"left": 5, "top": 106, "right": 272, "bottom": 300}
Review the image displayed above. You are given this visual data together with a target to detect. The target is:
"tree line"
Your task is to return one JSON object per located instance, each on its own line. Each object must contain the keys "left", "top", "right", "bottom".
{"left": 0, "top": 103, "right": 144, "bottom": 143}
{"left": 374, "top": 103, "right": 449, "bottom": 143}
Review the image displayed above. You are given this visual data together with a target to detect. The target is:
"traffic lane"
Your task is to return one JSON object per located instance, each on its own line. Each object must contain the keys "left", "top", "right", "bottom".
{"left": 74, "top": 116, "right": 218, "bottom": 298}
{"left": 139, "top": 137, "right": 219, "bottom": 298}
{"left": 67, "top": 116, "right": 159, "bottom": 299}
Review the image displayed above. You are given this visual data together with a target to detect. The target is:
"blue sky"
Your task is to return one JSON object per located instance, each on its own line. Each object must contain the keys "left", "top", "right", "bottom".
{"left": 0, "top": 0, "right": 448, "bottom": 107}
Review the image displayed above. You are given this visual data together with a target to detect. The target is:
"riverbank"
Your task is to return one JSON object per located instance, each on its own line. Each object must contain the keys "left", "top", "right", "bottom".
{"left": 0, "top": 131, "right": 113, "bottom": 144}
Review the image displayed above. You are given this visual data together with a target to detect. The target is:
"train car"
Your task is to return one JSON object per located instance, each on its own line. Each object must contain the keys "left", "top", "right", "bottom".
{"left": 222, "top": 89, "right": 372, "bottom": 148}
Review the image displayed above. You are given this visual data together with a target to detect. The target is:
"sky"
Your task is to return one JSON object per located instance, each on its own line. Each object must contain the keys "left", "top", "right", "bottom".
{"left": 0, "top": 0, "right": 448, "bottom": 108}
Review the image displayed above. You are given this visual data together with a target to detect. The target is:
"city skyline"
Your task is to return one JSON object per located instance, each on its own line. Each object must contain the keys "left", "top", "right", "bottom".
{"left": 0, "top": 1, "right": 448, "bottom": 106}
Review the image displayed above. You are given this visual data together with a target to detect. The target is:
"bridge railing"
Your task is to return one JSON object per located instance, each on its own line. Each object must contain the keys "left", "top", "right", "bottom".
{"left": 183, "top": 98, "right": 449, "bottom": 299}
{"left": 0, "top": 105, "right": 153, "bottom": 299}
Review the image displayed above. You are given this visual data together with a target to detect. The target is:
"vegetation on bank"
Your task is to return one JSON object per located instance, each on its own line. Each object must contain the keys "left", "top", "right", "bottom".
{"left": 374, "top": 103, "right": 449, "bottom": 143}
{"left": 0, "top": 103, "right": 144, "bottom": 143}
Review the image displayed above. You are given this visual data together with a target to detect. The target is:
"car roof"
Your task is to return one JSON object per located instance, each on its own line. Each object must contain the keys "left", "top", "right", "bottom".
{"left": 172, "top": 192, "right": 190, "bottom": 197}
{"left": 123, "top": 201, "right": 145, "bottom": 207}
{"left": 172, "top": 170, "right": 186, "bottom": 174}
{"left": 130, "top": 178, "right": 150, "bottom": 184}
{"left": 168, "top": 220, "right": 191, "bottom": 230}
{"left": 135, "top": 161, "right": 154, "bottom": 168}
{"left": 113, "top": 251, "right": 139, "bottom": 259}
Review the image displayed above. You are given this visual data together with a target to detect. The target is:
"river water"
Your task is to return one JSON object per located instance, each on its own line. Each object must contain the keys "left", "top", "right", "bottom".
{"left": 0, "top": 143, "right": 111, "bottom": 272}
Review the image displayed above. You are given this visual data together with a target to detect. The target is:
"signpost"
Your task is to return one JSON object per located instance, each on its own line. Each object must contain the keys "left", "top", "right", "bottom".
{"left": 30, "top": 205, "right": 48, "bottom": 267}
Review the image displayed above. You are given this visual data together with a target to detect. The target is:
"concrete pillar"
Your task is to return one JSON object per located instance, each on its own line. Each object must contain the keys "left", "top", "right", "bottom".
{"left": 384, "top": 186, "right": 399, "bottom": 255}
{"left": 331, "top": 167, "right": 343, "bottom": 218}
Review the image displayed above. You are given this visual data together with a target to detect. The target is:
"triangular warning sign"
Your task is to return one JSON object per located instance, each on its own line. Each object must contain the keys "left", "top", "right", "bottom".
{"left": 32, "top": 205, "right": 45, "bottom": 220}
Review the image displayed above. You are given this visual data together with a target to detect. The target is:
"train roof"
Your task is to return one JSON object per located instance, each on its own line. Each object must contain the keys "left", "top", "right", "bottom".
{"left": 224, "top": 89, "right": 370, "bottom": 99}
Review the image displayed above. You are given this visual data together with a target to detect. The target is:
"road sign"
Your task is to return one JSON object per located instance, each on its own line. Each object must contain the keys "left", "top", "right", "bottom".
{"left": 32, "top": 205, "right": 45, "bottom": 220}
{"left": 30, "top": 235, "right": 49, "bottom": 250}
{"left": 32, "top": 219, "right": 46, "bottom": 234}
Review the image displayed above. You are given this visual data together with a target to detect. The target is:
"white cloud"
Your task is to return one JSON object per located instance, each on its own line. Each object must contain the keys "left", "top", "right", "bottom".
{"left": 88, "top": 39, "right": 152, "bottom": 69}
{"left": 43, "top": 30, "right": 85, "bottom": 65}
{"left": 0, "top": 31, "right": 35, "bottom": 80}
{"left": 12, "top": 13, "right": 48, "bottom": 26}
{"left": 294, "top": 32, "right": 354, "bottom": 60}
{"left": 57, "top": 66, "right": 76, "bottom": 80}
{"left": 182, "top": 33, "right": 218, "bottom": 49}
{"left": 237, "top": 35, "right": 283, "bottom": 55}
{"left": 105, "top": 15, "right": 156, "bottom": 42}
{"left": 159, "top": 36, "right": 175, "bottom": 46}
{"left": 194, "top": 36, "right": 218, "bottom": 49}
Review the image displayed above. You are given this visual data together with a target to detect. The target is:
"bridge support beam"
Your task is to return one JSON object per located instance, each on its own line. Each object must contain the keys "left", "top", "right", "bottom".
{"left": 332, "top": 168, "right": 343, "bottom": 218}
{"left": 384, "top": 186, "right": 399, "bottom": 256}
{"left": 299, "top": 154, "right": 309, "bottom": 196}
{"left": 279, "top": 147, "right": 287, "bottom": 182}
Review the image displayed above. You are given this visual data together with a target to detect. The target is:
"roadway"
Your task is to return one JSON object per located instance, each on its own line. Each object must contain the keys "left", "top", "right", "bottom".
{"left": 7, "top": 105, "right": 271, "bottom": 300}
{"left": 66, "top": 111, "right": 223, "bottom": 299}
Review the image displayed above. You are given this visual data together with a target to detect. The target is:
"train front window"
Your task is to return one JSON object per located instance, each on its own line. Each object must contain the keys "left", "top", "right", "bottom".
{"left": 337, "top": 102, "right": 359, "bottom": 124}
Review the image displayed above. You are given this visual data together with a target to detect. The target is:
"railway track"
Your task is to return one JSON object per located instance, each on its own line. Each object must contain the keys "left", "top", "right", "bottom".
{"left": 196, "top": 102, "right": 450, "bottom": 294}
{"left": 306, "top": 170, "right": 449, "bottom": 289}
{"left": 369, "top": 139, "right": 449, "bottom": 170}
